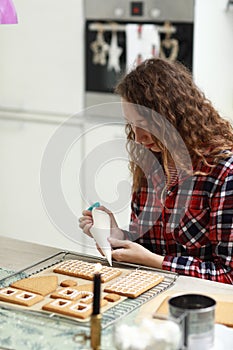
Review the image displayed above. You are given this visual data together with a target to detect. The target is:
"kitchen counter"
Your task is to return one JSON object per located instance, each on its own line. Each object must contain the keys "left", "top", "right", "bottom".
{"left": 0, "top": 236, "right": 59, "bottom": 271}
{"left": 0, "top": 236, "right": 233, "bottom": 350}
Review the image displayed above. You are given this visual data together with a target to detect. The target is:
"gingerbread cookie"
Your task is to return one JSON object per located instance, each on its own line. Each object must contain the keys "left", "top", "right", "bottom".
{"left": 11, "top": 275, "right": 58, "bottom": 296}
{"left": 75, "top": 284, "right": 93, "bottom": 292}
{"left": 78, "top": 291, "right": 94, "bottom": 304}
{"left": 53, "top": 260, "right": 122, "bottom": 283}
{"left": 42, "top": 299, "right": 92, "bottom": 319}
{"left": 50, "top": 287, "right": 84, "bottom": 301}
{"left": 104, "top": 270, "right": 164, "bottom": 298}
{"left": 42, "top": 297, "right": 107, "bottom": 319}
{"left": 51, "top": 287, "right": 94, "bottom": 304}
{"left": 60, "top": 279, "right": 77, "bottom": 287}
{"left": 104, "top": 293, "right": 121, "bottom": 302}
{"left": 0, "top": 287, "right": 43, "bottom": 306}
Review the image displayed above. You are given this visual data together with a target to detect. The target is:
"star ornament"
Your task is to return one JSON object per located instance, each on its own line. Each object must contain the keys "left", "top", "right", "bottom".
{"left": 107, "top": 31, "right": 123, "bottom": 73}
{"left": 90, "top": 31, "right": 109, "bottom": 65}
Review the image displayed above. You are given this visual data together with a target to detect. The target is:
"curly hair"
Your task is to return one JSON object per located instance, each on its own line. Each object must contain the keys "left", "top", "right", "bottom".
{"left": 115, "top": 58, "right": 233, "bottom": 192}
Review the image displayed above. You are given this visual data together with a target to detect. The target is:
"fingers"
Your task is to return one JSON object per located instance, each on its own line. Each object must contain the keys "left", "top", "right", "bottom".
{"left": 82, "top": 209, "right": 93, "bottom": 217}
{"left": 108, "top": 237, "right": 133, "bottom": 262}
{"left": 78, "top": 213, "right": 93, "bottom": 238}
{"left": 96, "top": 205, "right": 112, "bottom": 215}
{"left": 112, "top": 248, "right": 126, "bottom": 262}
{"left": 80, "top": 222, "right": 93, "bottom": 238}
{"left": 108, "top": 237, "right": 131, "bottom": 248}
{"left": 79, "top": 206, "right": 122, "bottom": 241}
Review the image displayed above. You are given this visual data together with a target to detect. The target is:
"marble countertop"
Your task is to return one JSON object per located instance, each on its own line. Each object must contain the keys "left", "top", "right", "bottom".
{"left": 0, "top": 235, "right": 232, "bottom": 350}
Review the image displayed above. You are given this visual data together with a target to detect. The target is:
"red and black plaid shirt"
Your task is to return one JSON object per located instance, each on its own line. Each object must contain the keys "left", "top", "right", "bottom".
{"left": 124, "top": 153, "right": 233, "bottom": 284}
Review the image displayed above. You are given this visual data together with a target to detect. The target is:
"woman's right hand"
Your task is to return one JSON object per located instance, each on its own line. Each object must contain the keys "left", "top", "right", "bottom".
{"left": 78, "top": 206, "right": 124, "bottom": 241}
{"left": 78, "top": 209, "right": 93, "bottom": 238}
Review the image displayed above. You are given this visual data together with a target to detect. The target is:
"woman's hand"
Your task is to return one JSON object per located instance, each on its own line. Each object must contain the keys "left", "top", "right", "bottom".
{"left": 78, "top": 206, "right": 124, "bottom": 240}
{"left": 78, "top": 209, "right": 93, "bottom": 238}
{"left": 109, "top": 237, "right": 164, "bottom": 269}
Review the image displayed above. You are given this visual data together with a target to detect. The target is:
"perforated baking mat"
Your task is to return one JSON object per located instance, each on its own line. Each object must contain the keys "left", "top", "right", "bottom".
{"left": 0, "top": 251, "right": 178, "bottom": 329}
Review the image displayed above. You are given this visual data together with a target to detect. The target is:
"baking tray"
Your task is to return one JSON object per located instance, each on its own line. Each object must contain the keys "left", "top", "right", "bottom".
{"left": 0, "top": 250, "right": 178, "bottom": 329}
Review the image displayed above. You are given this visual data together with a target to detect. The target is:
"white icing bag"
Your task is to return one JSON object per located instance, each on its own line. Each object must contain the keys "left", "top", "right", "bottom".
{"left": 90, "top": 208, "right": 112, "bottom": 266}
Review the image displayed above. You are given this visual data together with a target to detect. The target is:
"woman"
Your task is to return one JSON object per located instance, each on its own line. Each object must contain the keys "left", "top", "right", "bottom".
{"left": 79, "top": 58, "right": 233, "bottom": 284}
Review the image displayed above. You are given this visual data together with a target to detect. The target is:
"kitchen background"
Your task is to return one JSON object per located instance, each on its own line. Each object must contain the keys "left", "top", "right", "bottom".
{"left": 0, "top": 0, "right": 232, "bottom": 256}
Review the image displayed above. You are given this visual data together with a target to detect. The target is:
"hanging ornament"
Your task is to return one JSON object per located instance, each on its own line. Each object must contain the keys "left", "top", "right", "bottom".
{"left": 160, "top": 38, "right": 179, "bottom": 61}
{"left": 136, "top": 53, "right": 143, "bottom": 66}
{"left": 107, "top": 30, "right": 123, "bottom": 73}
{"left": 137, "top": 24, "right": 142, "bottom": 39}
{"left": 159, "top": 21, "right": 179, "bottom": 62}
{"left": 90, "top": 27, "right": 109, "bottom": 66}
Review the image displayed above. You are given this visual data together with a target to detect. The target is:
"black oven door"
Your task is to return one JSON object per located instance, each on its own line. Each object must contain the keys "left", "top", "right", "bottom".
{"left": 85, "top": 20, "right": 193, "bottom": 94}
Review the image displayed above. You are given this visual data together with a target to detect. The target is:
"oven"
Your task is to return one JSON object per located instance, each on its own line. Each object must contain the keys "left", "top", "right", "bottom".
{"left": 84, "top": 0, "right": 194, "bottom": 117}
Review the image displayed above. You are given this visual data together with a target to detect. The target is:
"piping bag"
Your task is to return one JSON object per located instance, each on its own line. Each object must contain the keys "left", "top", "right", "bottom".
{"left": 90, "top": 207, "right": 112, "bottom": 266}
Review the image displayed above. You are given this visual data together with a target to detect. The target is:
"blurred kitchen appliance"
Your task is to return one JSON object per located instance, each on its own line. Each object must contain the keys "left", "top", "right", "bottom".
{"left": 84, "top": 0, "right": 194, "bottom": 117}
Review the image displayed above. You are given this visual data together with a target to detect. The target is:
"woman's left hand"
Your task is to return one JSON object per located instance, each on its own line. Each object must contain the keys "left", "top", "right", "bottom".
{"left": 109, "top": 237, "right": 164, "bottom": 269}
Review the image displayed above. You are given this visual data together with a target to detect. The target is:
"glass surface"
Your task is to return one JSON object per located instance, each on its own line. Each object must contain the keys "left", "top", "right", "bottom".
{"left": 0, "top": 255, "right": 177, "bottom": 349}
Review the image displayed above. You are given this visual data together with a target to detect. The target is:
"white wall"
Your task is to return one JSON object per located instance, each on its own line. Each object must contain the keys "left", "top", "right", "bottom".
{"left": 0, "top": 0, "right": 84, "bottom": 114}
{"left": 0, "top": 113, "right": 129, "bottom": 256}
{"left": 0, "top": 115, "right": 91, "bottom": 253}
{"left": 193, "top": 0, "right": 233, "bottom": 121}
{"left": 0, "top": 0, "right": 91, "bottom": 254}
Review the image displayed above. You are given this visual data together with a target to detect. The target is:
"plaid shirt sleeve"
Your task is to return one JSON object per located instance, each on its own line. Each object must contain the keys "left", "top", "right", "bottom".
{"left": 124, "top": 156, "right": 233, "bottom": 284}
